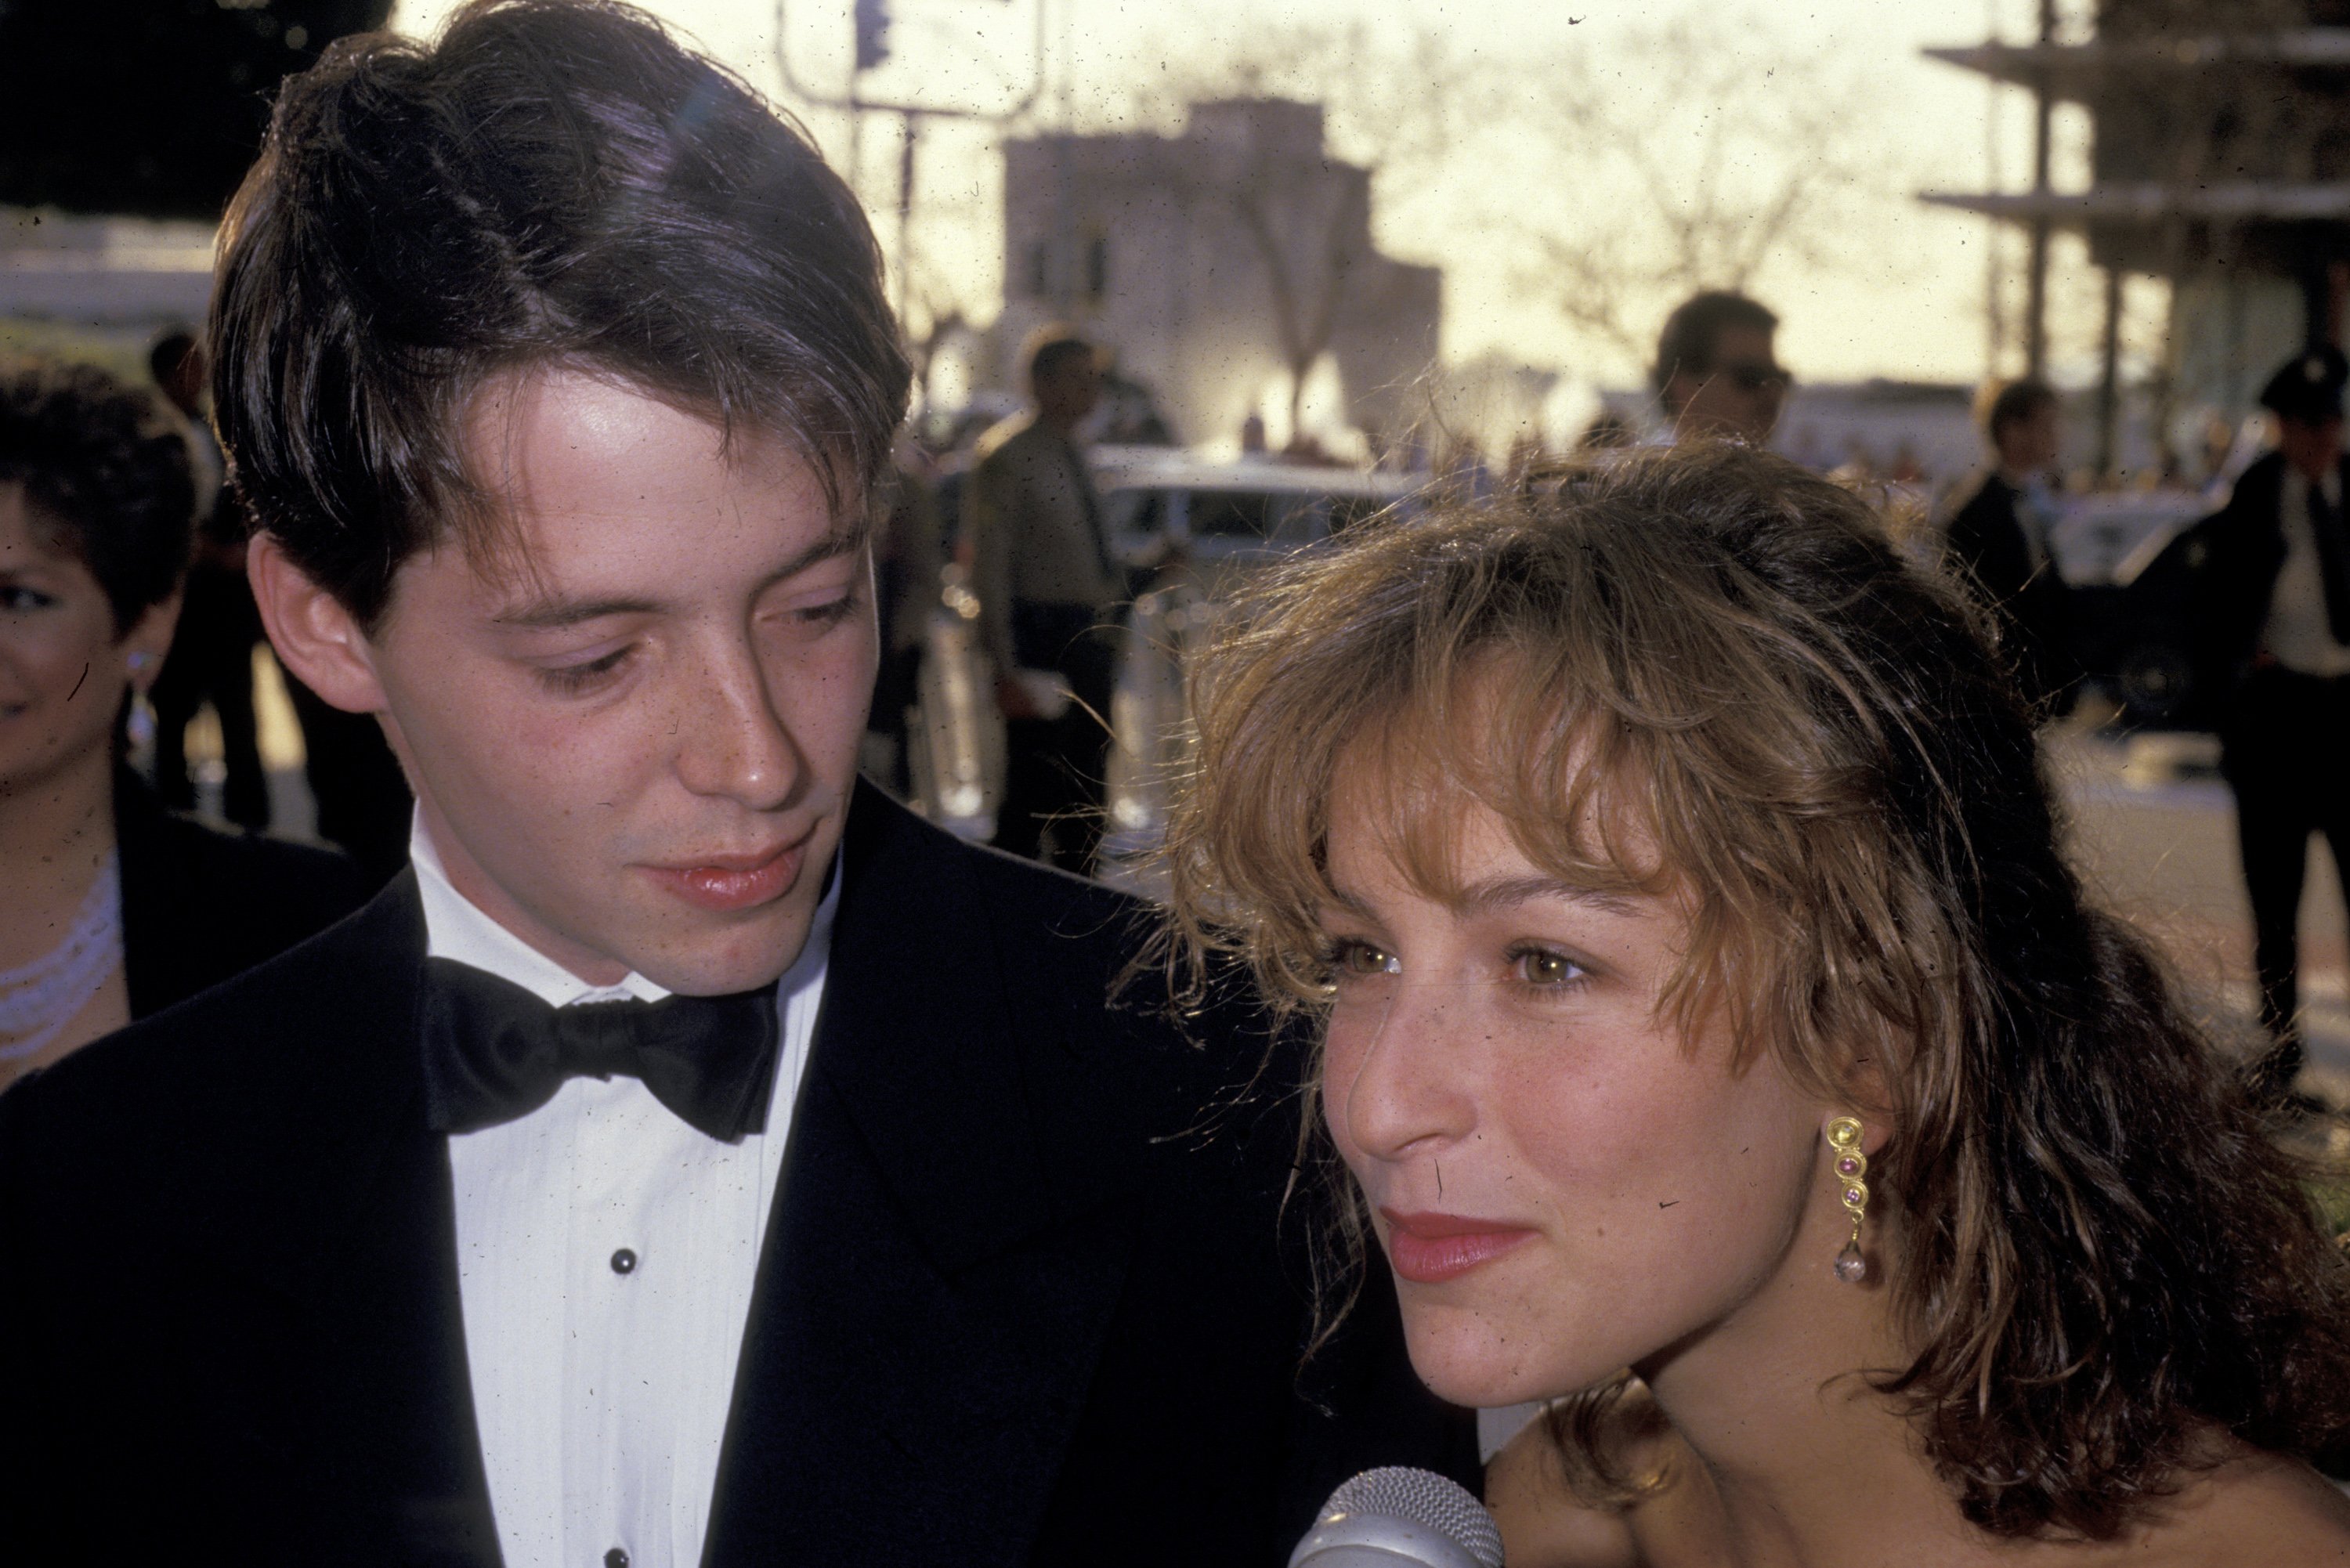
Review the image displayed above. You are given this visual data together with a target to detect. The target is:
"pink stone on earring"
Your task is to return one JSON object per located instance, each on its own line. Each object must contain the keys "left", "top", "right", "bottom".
{"left": 1825, "top": 1115, "right": 1871, "bottom": 1285}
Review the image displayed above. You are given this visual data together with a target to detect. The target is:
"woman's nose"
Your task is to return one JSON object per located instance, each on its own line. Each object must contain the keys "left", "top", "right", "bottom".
{"left": 1330, "top": 981, "right": 1480, "bottom": 1165}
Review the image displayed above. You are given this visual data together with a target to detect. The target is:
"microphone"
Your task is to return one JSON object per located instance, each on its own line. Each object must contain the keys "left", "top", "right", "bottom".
{"left": 1288, "top": 1466, "right": 1506, "bottom": 1568}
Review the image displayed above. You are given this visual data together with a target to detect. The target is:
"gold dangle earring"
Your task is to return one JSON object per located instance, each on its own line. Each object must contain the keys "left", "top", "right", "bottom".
{"left": 1825, "top": 1116, "right": 1869, "bottom": 1284}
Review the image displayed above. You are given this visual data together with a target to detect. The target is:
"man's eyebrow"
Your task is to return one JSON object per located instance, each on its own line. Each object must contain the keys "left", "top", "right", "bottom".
{"left": 1453, "top": 874, "right": 1643, "bottom": 919}
{"left": 493, "top": 516, "right": 869, "bottom": 630}
{"left": 743, "top": 517, "right": 868, "bottom": 601}
{"left": 494, "top": 592, "right": 668, "bottom": 630}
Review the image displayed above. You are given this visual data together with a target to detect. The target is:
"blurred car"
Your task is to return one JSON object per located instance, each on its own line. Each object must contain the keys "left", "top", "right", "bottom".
{"left": 902, "top": 447, "right": 1421, "bottom": 873}
{"left": 1093, "top": 450, "right": 1421, "bottom": 880}
{"left": 2045, "top": 490, "right": 2218, "bottom": 728}
{"left": 1091, "top": 446, "right": 1409, "bottom": 580}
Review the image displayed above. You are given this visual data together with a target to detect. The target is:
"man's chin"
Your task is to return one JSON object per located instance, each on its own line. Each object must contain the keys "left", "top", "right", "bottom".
{"left": 625, "top": 905, "right": 817, "bottom": 997}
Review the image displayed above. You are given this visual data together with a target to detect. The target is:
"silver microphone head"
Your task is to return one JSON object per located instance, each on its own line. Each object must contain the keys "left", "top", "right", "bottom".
{"left": 1287, "top": 1465, "right": 1506, "bottom": 1568}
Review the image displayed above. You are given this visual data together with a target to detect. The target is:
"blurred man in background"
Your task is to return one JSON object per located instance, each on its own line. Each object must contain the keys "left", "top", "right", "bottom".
{"left": 2194, "top": 345, "right": 2350, "bottom": 1106}
{"left": 1654, "top": 289, "right": 1790, "bottom": 446}
{"left": 146, "top": 330, "right": 269, "bottom": 829}
{"left": 966, "top": 327, "right": 1122, "bottom": 872}
{"left": 866, "top": 436, "right": 946, "bottom": 797}
{"left": 1945, "top": 378, "right": 2075, "bottom": 717}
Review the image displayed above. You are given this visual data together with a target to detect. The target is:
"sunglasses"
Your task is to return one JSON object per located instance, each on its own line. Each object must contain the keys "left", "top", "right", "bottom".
{"left": 1722, "top": 362, "right": 1792, "bottom": 394}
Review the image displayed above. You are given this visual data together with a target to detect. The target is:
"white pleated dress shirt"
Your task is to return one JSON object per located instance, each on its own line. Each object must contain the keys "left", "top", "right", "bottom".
{"left": 2261, "top": 467, "right": 2350, "bottom": 677}
{"left": 412, "top": 822, "right": 833, "bottom": 1568}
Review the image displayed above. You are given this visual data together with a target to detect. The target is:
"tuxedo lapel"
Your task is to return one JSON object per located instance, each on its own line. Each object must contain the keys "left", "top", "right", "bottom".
{"left": 702, "top": 787, "right": 1142, "bottom": 1566}
{"left": 204, "top": 876, "right": 502, "bottom": 1563}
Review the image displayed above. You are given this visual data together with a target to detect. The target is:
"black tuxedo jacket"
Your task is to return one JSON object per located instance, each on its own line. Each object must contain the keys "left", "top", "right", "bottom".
{"left": 0, "top": 784, "right": 1473, "bottom": 1564}
{"left": 1943, "top": 471, "right": 2073, "bottom": 710}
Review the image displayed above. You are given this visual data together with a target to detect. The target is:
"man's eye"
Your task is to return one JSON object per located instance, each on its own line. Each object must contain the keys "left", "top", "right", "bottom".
{"left": 1511, "top": 946, "right": 1587, "bottom": 988}
{"left": 786, "top": 592, "right": 860, "bottom": 630}
{"left": 538, "top": 646, "right": 631, "bottom": 695}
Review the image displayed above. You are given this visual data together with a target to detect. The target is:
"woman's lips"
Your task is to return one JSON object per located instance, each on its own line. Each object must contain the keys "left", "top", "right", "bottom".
{"left": 1380, "top": 1209, "right": 1538, "bottom": 1284}
{"left": 639, "top": 840, "right": 806, "bottom": 913}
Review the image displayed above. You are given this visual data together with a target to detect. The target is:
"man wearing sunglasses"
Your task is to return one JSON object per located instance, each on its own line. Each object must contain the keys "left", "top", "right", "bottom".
{"left": 1654, "top": 290, "right": 1791, "bottom": 446}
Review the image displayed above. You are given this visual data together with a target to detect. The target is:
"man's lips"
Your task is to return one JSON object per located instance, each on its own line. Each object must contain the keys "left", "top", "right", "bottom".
{"left": 637, "top": 836, "right": 808, "bottom": 913}
{"left": 1379, "top": 1209, "right": 1538, "bottom": 1285}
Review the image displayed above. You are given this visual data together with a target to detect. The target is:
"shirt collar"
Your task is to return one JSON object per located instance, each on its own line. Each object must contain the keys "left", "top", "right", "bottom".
{"left": 409, "top": 810, "right": 841, "bottom": 1010}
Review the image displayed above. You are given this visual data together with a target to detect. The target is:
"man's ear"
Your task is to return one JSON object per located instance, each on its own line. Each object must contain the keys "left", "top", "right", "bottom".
{"left": 248, "top": 533, "right": 388, "bottom": 715}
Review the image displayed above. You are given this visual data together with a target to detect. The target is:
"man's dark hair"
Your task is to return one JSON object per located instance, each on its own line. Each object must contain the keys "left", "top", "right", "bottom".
{"left": 0, "top": 356, "right": 194, "bottom": 634}
{"left": 1025, "top": 327, "right": 1098, "bottom": 390}
{"left": 1983, "top": 378, "right": 2058, "bottom": 444}
{"left": 1652, "top": 290, "right": 1780, "bottom": 398}
{"left": 147, "top": 331, "right": 199, "bottom": 393}
{"left": 209, "top": 0, "right": 911, "bottom": 628}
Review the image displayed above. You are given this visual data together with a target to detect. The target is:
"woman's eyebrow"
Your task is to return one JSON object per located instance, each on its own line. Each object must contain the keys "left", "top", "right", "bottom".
{"left": 1453, "top": 874, "right": 1641, "bottom": 919}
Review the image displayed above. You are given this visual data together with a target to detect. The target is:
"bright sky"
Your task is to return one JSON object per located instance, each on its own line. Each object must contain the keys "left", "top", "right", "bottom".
{"left": 389, "top": 0, "right": 2138, "bottom": 392}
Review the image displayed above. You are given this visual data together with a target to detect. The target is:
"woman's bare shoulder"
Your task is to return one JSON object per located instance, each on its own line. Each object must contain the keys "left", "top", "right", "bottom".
{"left": 2152, "top": 1450, "right": 2350, "bottom": 1564}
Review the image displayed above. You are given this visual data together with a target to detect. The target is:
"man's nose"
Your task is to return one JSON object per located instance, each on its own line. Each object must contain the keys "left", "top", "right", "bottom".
{"left": 672, "top": 639, "right": 802, "bottom": 811}
{"left": 1332, "top": 981, "right": 1479, "bottom": 1164}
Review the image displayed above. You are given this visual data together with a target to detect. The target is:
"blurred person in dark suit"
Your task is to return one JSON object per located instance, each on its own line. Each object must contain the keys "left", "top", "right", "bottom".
{"left": 966, "top": 327, "right": 1123, "bottom": 872}
{"left": 865, "top": 440, "right": 945, "bottom": 797}
{"left": 146, "top": 329, "right": 272, "bottom": 829}
{"left": 0, "top": 357, "right": 363, "bottom": 1094}
{"left": 283, "top": 667, "right": 412, "bottom": 887}
{"left": 156, "top": 331, "right": 411, "bottom": 882}
{"left": 1944, "top": 378, "right": 2077, "bottom": 718}
{"left": 1654, "top": 290, "right": 1790, "bottom": 446}
{"left": 0, "top": 8, "right": 1471, "bottom": 1561}
{"left": 2193, "top": 345, "right": 2350, "bottom": 1104}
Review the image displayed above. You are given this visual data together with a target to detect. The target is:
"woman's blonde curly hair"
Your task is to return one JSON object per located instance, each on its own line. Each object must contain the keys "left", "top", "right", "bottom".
{"left": 1157, "top": 443, "right": 2350, "bottom": 1539}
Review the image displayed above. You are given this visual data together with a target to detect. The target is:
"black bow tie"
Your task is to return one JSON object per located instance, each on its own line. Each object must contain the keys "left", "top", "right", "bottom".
{"left": 418, "top": 958, "right": 782, "bottom": 1141}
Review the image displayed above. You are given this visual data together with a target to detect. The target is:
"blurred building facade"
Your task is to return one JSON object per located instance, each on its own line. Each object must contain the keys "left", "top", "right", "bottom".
{"left": 996, "top": 99, "right": 1441, "bottom": 453}
{"left": 1930, "top": 0, "right": 2350, "bottom": 454}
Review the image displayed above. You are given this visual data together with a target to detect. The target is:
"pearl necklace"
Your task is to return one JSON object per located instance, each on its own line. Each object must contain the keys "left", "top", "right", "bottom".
{"left": 0, "top": 851, "right": 123, "bottom": 1062}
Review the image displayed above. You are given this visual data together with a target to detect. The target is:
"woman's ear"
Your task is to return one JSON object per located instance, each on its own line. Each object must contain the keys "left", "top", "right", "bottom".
{"left": 248, "top": 533, "right": 388, "bottom": 715}
{"left": 121, "top": 590, "right": 181, "bottom": 695}
{"left": 1832, "top": 1044, "right": 1896, "bottom": 1155}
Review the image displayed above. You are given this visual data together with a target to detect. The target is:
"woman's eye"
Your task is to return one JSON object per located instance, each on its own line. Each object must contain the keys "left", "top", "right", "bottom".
{"left": 1332, "top": 940, "right": 1401, "bottom": 977}
{"left": 0, "top": 585, "right": 58, "bottom": 612}
{"left": 1513, "top": 947, "right": 1587, "bottom": 988}
{"left": 538, "top": 646, "right": 631, "bottom": 695}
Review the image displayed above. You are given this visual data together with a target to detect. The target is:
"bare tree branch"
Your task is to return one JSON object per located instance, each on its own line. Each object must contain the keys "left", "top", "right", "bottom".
{"left": 1508, "top": 18, "right": 1885, "bottom": 378}
{"left": 1099, "top": 21, "right": 1477, "bottom": 431}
